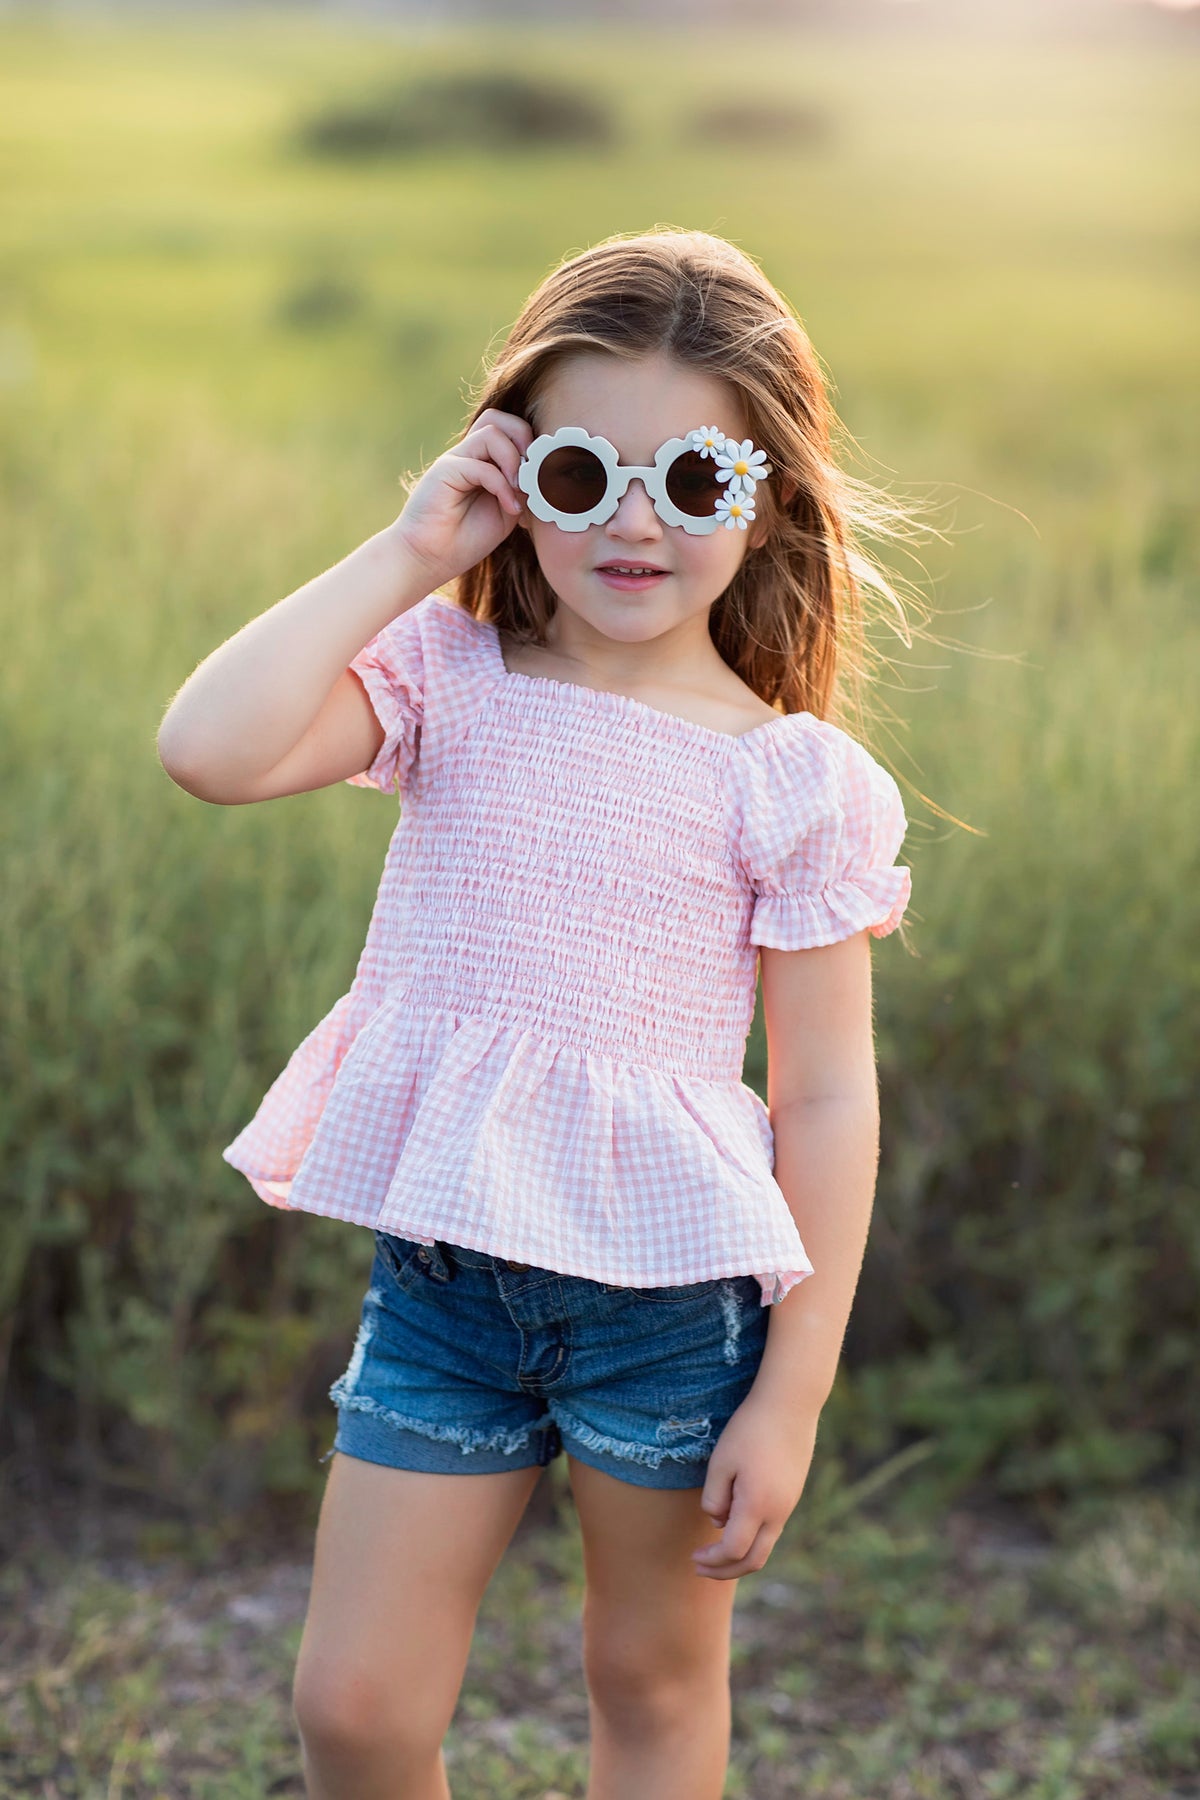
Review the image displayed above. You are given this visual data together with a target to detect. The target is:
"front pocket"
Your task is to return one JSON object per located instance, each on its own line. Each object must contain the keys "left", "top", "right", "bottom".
{"left": 373, "top": 1231, "right": 428, "bottom": 1294}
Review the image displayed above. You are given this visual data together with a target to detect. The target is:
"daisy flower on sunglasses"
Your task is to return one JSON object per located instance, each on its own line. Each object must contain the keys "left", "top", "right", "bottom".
{"left": 714, "top": 439, "right": 770, "bottom": 497}
{"left": 688, "top": 426, "right": 727, "bottom": 459}
{"left": 715, "top": 492, "right": 756, "bottom": 531}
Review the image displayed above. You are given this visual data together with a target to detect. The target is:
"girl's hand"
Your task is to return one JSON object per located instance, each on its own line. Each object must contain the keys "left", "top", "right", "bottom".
{"left": 390, "top": 409, "right": 533, "bottom": 590}
{"left": 691, "top": 1391, "right": 818, "bottom": 1580}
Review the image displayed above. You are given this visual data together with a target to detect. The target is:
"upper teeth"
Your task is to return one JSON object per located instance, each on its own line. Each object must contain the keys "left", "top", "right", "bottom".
{"left": 609, "top": 567, "right": 660, "bottom": 575}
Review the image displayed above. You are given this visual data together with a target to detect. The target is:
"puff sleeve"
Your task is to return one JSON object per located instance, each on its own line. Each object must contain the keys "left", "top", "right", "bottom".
{"left": 344, "top": 599, "right": 429, "bottom": 796}
{"left": 731, "top": 715, "right": 911, "bottom": 949}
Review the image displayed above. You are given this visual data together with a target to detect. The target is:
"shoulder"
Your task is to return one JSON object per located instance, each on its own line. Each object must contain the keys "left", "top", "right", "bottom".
{"left": 424, "top": 593, "right": 504, "bottom": 669}
{"left": 385, "top": 593, "right": 503, "bottom": 742}
{"left": 731, "top": 710, "right": 900, "bottom": 815}
{"left": 727, "top": 710, "right": 908, "bottom": 872}
{"left": 727, "top": 714, "right": 912, "bottom": 944}
{"left": 363, "top": 592, "right": 497, "bottom": 677}
{"left": 408, "top": 590, "right": 484, "bottom": 644}
{"left": 424, "top": 593, "right": 494, "bottom": 632}
{"left": 346, "top": 596, "right": 502, "bottom": 795}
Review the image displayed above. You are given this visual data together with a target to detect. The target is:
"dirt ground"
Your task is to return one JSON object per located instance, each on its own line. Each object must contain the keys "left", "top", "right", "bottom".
{"left": 1, "top": 1469, "right": 1198, "bottom": 1798}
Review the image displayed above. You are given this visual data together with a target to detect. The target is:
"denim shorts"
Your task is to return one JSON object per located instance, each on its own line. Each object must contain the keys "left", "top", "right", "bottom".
{"left": 324, "top": 1232, "right": 771, "bottom": 1490}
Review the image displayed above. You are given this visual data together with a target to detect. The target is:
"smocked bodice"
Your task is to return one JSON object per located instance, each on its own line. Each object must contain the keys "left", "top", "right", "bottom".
{"left": 378, "top": 677, "right": 764, "bottom": 1079}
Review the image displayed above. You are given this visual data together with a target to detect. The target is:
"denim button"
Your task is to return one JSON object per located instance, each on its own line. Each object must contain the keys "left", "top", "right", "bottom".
{"left": 505, "top": 1259, "right": 530, "bottom": 1271}
{"left": 417, "top": 1248, "right": 432, "bottom": 1263}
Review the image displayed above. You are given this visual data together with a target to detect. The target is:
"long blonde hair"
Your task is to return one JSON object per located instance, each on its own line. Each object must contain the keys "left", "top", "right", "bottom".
{"left": 450, "top": 226, "right": 937, "bottom": 730}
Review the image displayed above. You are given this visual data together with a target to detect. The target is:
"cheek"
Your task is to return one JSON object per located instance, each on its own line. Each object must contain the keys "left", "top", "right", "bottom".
{"left": 688, "top": 525, "right": 751, "bottom": 582}
{"left": 526, "top": 523, "right": 575, "bottom": 576}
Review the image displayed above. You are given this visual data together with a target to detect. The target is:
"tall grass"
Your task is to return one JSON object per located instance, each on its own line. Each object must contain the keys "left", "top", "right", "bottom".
{"left": 1, "top": 13, "right": 1196, "bottom": 1519}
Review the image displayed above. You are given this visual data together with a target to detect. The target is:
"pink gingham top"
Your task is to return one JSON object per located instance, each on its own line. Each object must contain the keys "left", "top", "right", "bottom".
{"left": 222, "top": 593, "right": 911, "bottom": 1306}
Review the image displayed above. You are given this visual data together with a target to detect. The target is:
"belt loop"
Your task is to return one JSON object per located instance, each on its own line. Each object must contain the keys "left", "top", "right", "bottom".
{"left": 429, "top": 1240, "right": 453, "bottom": 1282}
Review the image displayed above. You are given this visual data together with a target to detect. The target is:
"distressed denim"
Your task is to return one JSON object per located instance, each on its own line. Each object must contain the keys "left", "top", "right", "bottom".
{"left": 325, "top": 1232, "right": 770, "bottom": 1490}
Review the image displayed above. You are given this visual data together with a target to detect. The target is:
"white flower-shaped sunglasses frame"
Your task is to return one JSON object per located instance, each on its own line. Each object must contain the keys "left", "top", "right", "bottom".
{"left": 517, "top": 425, "right": 771, "bottom": 535}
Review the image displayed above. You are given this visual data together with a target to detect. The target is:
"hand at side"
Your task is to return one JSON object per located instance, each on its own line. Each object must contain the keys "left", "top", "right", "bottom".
{"left": 691, "top": 1390, "right": 819, "bottom": 1580}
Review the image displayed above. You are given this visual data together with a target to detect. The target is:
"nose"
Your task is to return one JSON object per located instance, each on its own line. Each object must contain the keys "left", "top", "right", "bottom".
{"left": 605, "top": 477, "right": 663, "bottom": 543}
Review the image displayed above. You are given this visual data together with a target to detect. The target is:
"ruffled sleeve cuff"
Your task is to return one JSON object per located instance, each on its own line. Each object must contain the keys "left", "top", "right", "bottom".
{"left": 731, "top": 713, "right": 912, "bottom": 951}
{"left": 750, "top": 865, "right": 912, "bottom": 950}
{"left": 344, "top": 600, "right": 430, "bottom": 796}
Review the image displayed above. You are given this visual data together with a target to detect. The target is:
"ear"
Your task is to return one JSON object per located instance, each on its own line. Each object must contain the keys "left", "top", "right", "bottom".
{"left": 747, "top": 475, "right": 795, "bottom": 551}
{"left": 747, "top": 504, "right": 775, "bottom": 553}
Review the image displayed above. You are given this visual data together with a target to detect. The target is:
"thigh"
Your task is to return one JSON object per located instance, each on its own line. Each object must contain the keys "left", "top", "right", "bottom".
{"left": 294, "top": 1450, "right": 543, "bottom": 1742}
{"left": 568, "top": 1457, "right": 739, "bottom": 1693}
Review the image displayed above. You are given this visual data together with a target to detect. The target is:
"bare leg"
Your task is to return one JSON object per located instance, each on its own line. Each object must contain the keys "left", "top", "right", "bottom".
{"left": 293, "top": 1450, "right": 544, "bottom": 1800}
{"left": 567, "top": 1457, "right": 739, "bottom": 1800}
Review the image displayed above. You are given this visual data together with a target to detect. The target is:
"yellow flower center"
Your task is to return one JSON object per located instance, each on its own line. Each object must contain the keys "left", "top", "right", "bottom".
{"left": 734, "top": 460, "right": 749, "bottom": 475}
{"left": 730, "top": 504, "right": 743, "bottom": 517}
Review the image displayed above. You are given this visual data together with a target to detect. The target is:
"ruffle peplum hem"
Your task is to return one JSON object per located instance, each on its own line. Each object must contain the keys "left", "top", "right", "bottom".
{"left": 222, "top": 994, "right": 817, "bottom": 1308}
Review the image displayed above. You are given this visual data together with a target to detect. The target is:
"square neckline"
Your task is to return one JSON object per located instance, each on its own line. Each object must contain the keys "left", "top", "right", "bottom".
{"left": 474, "top": 611, "right": 795, "bottom": 747}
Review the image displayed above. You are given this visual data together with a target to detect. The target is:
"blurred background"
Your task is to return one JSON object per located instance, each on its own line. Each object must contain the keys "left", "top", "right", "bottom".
{"left": 1, "top": 1, "right": 1197, "bottom": 1792}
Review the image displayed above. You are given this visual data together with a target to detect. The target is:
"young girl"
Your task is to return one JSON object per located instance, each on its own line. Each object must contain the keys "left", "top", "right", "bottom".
{"left": 158, "top": 228, "right": 914, "bottom": 1800}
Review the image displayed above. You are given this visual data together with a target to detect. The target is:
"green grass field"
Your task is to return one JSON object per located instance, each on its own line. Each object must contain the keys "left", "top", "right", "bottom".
{"left": 4, "top": 1482, "right": 1199, "bottom": 1797}
{"left": 1, "top": 11, "right": 1198, "bottom": 1790}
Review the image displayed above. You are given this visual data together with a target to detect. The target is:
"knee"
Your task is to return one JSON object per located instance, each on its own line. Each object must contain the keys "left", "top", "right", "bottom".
{"left": 292, "top": 1656, "right": 442, "bottom": 1765}
{"left": 584, "top": 1640, "right": 725, "bottom": 1734}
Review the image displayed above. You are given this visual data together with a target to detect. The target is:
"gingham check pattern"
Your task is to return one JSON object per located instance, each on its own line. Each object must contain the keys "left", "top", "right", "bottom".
{"left": 222, "top": 596, "right": 911, "bottom": 1307}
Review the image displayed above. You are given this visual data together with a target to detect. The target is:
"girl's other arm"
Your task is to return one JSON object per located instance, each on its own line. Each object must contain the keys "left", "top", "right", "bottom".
{"left": 692, "top": 930, "right": 879, "bottom": 1579}
{"left": 752, "top": 930, "right": 881, "bottom": 1417}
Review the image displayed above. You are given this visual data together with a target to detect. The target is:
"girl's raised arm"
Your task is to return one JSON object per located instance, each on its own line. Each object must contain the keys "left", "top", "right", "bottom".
{"left": 156, "top": 526, "right": 430, "bottom": 805}
{"left": 156, "top": 409, "right": 531, "bottom": 805}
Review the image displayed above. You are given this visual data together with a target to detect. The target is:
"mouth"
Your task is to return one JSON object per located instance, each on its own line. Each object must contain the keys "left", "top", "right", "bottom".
{"left": 594, "top": 562, "right": 669, "bottom": 577}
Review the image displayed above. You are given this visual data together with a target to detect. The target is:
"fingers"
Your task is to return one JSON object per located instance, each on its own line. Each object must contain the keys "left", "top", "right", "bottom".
{"left": 444, "top": 418, "right": 532, "bottom": 516}
{"left": 459, "top": 412, "right": 534, "bottom": 486}
{"left": 693, "top": 1479, "right": 775, "bottom": 1578}
{"left": 472, "top": 407, "right": 535, "bottom": 455}
{"left": 444, "top": 453, "right": 524, "bottom": 517}
{"left": 700, "top": 1465, "right": 734, "bottom": 1528}
{"left": 692, "top": 1518, "right": 777, "bottom": 1581}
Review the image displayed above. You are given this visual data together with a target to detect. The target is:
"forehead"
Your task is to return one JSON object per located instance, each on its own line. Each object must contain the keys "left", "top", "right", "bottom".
{"left": 533, "top": 349, "right": 748, "bottom": 459}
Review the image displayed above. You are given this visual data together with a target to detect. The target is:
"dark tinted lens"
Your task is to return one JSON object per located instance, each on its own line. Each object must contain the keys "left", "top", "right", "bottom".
{"left": 663, "top": 449, "right": 726, "bottom": 518}
{"left": 536, "top": 446, "right": 609, "bottom": 515}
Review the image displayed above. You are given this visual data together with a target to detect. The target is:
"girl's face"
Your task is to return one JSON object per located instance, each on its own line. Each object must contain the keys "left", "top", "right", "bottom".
{"left": 521, "top": 349, "right": 765, "bottom": 648}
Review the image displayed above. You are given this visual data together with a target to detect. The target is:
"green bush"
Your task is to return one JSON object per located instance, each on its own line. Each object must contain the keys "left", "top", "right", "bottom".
{"left": 273, "top": 273, "right": 365, "bottom": 330}
{"left": 294, "top": 70, "right": 617, "bottom": 158}
{"left": 683, "top": 96, "right": 834, "bottom": 147}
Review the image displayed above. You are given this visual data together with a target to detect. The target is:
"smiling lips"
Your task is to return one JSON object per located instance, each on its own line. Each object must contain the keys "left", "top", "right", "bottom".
{"left": 596, "top": 563, "right": 668, "bottom": 575}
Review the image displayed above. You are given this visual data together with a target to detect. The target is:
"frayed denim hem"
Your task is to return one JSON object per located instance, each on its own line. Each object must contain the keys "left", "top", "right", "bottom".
{"left": 328, "top": 1387, "right": 551, "bottom": 1459}
{"left": 550, "top": 1403, "right": 714, "bottom": 1470}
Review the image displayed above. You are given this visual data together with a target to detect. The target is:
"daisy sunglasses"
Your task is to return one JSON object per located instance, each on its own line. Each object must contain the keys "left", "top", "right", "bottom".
{"left": 517, "top": 425, "right": 771, "bottom": 535}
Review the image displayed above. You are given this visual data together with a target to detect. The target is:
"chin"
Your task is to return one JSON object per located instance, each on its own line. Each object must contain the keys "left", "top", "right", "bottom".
{"left": 589, "top": 597, "right": 683, "bottom": 634}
